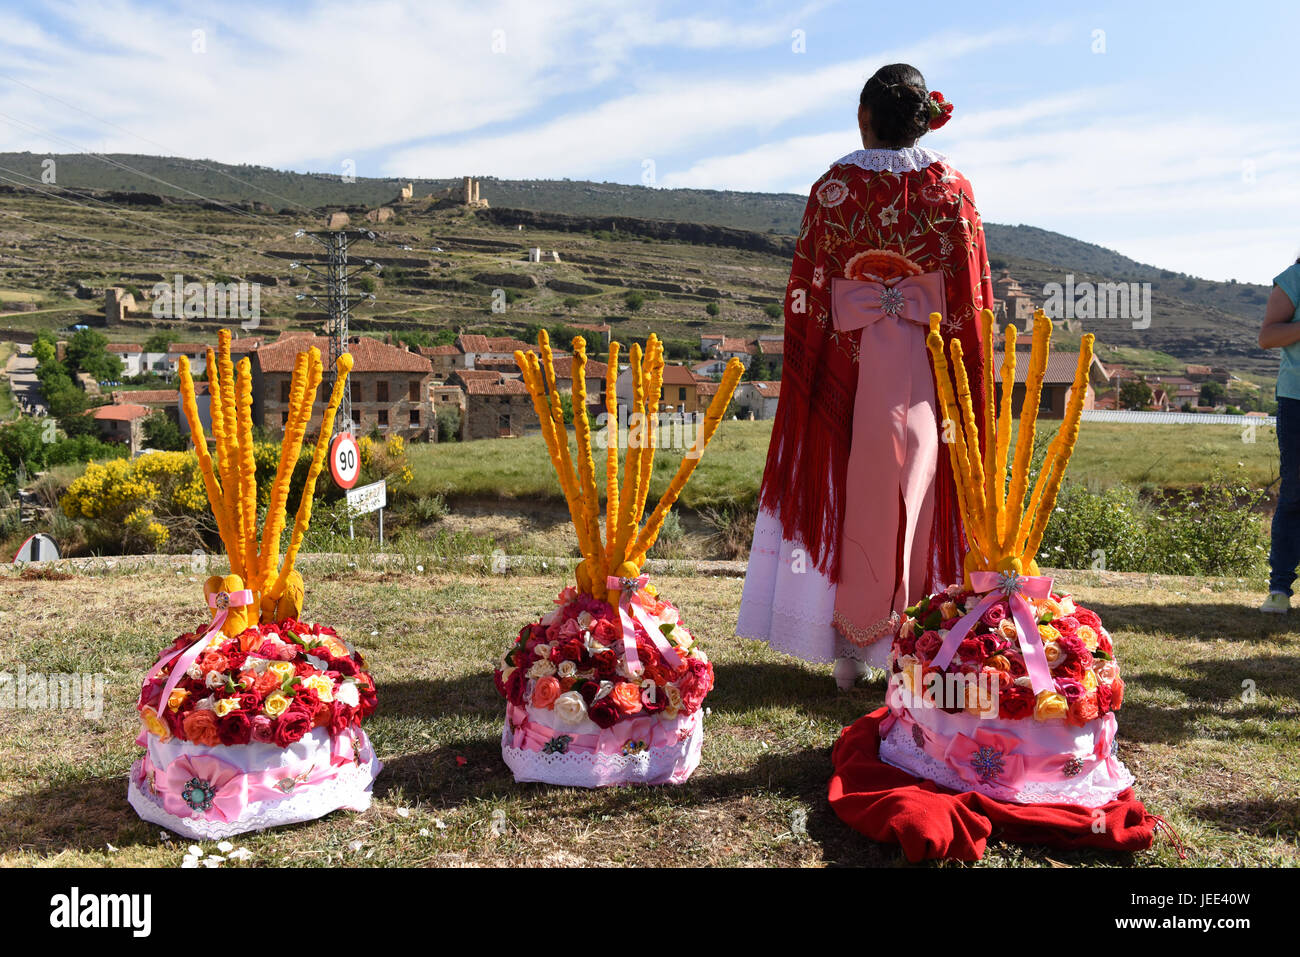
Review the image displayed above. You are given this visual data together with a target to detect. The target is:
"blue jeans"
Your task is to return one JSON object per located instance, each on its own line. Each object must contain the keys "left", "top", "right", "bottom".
{"left": 1269, "top": 396, "right": 1300, "bottom": 594}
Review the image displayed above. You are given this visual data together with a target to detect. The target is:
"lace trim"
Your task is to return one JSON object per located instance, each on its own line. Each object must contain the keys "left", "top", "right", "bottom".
{"left": 830, "top": 147, "right": 948, "bottom": 174}
{"left": 877, "top": 719, "right": 1134, "bottom": 809}
{"left": 833, "top": 608, "right": 899, "bottom": 648}
{"left": 127, "top": 749, "right": 380, "bottom": 840}
{"left": 500, "top": 715, "right": 703, "bottom": 788}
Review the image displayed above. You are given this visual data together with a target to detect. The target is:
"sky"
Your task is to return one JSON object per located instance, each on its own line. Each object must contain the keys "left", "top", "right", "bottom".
{"left": 1, "top": 0, "right": 1298, "bottom": 285}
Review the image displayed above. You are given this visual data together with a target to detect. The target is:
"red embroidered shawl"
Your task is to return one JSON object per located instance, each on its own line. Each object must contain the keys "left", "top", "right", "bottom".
{"left": 759, "top": 151, "right": 992, "bottom": 588}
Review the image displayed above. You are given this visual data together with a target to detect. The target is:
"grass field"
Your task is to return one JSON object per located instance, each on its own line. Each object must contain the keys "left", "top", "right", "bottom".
{"left": 1, "top": 561, "right": 1296, "bottom": 867}
{"left": 406, "top": 420, "right": 1281, "bottom": 509}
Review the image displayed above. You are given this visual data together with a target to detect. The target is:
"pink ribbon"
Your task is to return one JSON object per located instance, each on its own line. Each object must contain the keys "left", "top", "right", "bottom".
{"left": 605, "top": 575, "right": 683, "bottom": 678}
{"left": 145, "top": 588, "right": 255, "bottom": 714}
{"left": 147, "top": 750, "right": 345, "bottom": 822}
{"left": 930, "top": 571, "right": 1055, "bottom": 697}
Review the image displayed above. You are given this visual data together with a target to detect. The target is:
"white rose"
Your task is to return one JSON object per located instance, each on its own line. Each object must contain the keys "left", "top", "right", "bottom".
{"left": 335, "top": 680, "right": 361, "bottom": 707}
{"left": 195, "top": 695, "right": 216, "bottom": 711}
{"left": 557, "top": 660, "right": 577, "bottom": 679}
{"left": 577, "top": 611, "right": 593, "bottom": 630}
{"left": 553, "top": 691, "right": 587, "bottom": 725}
{"left": 248, "top": 656, "right": 270, "bottom": 674}
{"left": 1058, "top": 595, "right": 1077, "bottom": 615}
{"left": 528, "top": 658, "right": 556, "bottom": 679}
{"left": 186, "top": 662, "right": 204, "bottom": 681}
{"left": 204, "top": 670, "right": 226, "bottom": 690}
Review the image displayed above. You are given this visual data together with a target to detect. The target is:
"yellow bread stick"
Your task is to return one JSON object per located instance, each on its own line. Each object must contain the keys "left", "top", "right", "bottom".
{"left": 234, "top": 358, "right": 261, "bottom": 601}
{"left": 203, "top": 573, "right": 249, "bottom": 638}
{"left": 979, "top": 310, "right": 998, "bottom": 557}
{"left": 926, "top": 318, "right": 987, "bottom": 570}
{"left": 994, "top": 322, "right": 1016, "bottom": 542}
{"left": 1003, "top": 312, "right": 1051, "bottom": 553}
{"left": 538, "top": 333, "right": 598, "bottom": 580}
{"left": 634, "top": 336, "right": 664, "bottom": 527}
{"left": 948, "top": 339, "right": 989, "bottom": 548}
{"left": 178, "top": 357, "right": 238, "bottom": 563}
{"left": 268, "top": 353, "right": 353, "bottom": 601}
{"left": 604, "top": 341, "right": 622, "bottom": 565}
{"left": 258, "top": 349, "right": 322, "bottom": 595}
{"left": 569, "top": 337, "right": 607, "bottom": 592}
{"left": 610, "top": 342, "right": 645, "bottom": 578}
{"left": 517, "top": 349, "right": 596, "bottom": 585}
{"left": 1021, "top": 334, "right": 1094, "bottom": 561}
{"left": 629, "top": 357, "right": 743, "bottom": 567}
{"left": 216, "top": 331, "right": 245, "bottom": 580}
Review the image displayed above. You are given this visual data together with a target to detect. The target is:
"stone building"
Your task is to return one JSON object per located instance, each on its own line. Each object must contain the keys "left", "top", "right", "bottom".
{"left": 105, "top": 287, "right": 137, "bottom": 326}
{"left": 617, "top": 363, "right": 702, "bottom": 414}
{"left": 249, "top": 333, "right": 434, "bottom": 438}
{"left": 992, "top": 348, "right": 1108, "bottom": 418}
{"left": 734, "top": 380, "right": 781, "bottom": 420}
{"left": 91, "top": 403, "right": 150, "bottom": 453}
{"left": 448, "top": 369, "right": 534, "bottom": 440}
{"left": 992, "top": 270, "right": 1036, "bottom": 326}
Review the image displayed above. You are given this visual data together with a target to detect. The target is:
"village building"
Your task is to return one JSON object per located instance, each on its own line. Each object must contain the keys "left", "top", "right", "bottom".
{"left": 90, "top": 403, "right": 151, "bottom": 454}
{"left": 549, "top": 355, "right": 608, "bottom": 409}
{"left": 992, "top": 270, "right": 1036, "bottom": 327}
{"left": 734, "top": 380, "right": 782, "bottom": 420}
{"left": 618, "top": 363, "right": 703, "bottom": 414}
{"left": 447, "top": 369, "right": 533, "bottom": 440}
{"left": 418, "top": 343, "right": 464, "bottom": 380}
{"left": 992, "top": 348, "right": 1108, "bottom": 418}
{"left": 249, "top": 333, "right": 434, "bottom": 438}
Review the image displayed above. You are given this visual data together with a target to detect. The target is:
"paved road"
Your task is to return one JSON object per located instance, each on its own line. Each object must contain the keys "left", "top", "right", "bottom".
{"left": 3, "top": 344, "right": 47, "bottom": 417}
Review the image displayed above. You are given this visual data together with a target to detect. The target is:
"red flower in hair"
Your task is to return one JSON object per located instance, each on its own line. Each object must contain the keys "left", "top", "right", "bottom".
{"left": 927, "top": 91, "right": 953, "bottom": 130}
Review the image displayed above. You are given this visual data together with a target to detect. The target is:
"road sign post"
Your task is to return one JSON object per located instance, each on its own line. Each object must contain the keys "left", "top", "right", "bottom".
{"left": 346, "top": 479, "right": 387, "bottom": 547}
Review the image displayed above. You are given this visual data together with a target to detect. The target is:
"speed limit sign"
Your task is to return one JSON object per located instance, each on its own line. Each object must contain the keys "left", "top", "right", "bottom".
{"left": 329, "top": 432, "right": 361, "bottom": 489}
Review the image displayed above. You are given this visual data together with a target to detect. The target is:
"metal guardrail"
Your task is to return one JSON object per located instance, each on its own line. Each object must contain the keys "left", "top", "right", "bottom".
{"left": 1080, "top": 410, "right": 1275, "bottom": 426}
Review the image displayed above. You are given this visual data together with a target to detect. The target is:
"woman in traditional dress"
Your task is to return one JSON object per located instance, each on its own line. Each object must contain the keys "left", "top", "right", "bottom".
{"left": 736, "top": 64, "right": 992, "bottom": 688}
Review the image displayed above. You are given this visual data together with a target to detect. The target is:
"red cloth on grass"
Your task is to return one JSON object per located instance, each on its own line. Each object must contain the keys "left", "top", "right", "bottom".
{"left": 828, "top": 707, "right": 1157, "bottom": 862}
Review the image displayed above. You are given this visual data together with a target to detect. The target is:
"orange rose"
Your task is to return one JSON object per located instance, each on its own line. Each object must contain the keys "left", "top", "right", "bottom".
{"left": 610, "top": 681, "right": 643, "bottom": 716}
{"left": 238, "top": 630, "right": 263, "bottom": 653}
{"left": 253, "top": 671, "right": 282, "bottom": 697}
{"left": 1066, "top": 693, "right": 1100, "bottom": 727}
{"left": 181, "top": 709, "right": 222, "bottom": 746}
{"left": 985, "top": 654, "right": 1011, "bottom": 673}
{"left": 559, "top": 676, "right": 578, "bottom": 692}
{"left": 531, "top": 675, "right": 561, "bottom": 709}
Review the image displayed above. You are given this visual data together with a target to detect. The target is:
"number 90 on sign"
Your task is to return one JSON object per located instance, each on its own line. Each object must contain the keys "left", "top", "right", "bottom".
{"left": 329, "top": 432, "right": 361, "bottom": 489}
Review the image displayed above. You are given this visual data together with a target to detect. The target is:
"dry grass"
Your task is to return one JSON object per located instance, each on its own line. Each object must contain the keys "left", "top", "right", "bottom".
{"left": 0, "top": 564, "right": 1296, "bottom": 868}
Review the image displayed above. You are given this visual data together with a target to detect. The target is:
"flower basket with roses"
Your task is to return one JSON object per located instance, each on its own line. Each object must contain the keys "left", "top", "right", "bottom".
{"left": 494, "top": 331, "right": 742, "bottom": 786}
{"left": 128, "top": 330, "right": 381, "bottom": 839}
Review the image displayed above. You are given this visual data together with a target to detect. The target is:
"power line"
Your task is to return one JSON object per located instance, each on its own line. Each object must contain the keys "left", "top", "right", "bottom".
{"left": 0, "top": 110, "right": 290, "bottom": 231}
{"left": 0, "top": 70, "right": 319, "bottom": 215}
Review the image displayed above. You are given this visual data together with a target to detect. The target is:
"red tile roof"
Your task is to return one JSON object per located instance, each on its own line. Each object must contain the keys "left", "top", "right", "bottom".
{"left": 659, "top": 364, "right": 698, "bottom": 386}
{"left": 455, "top": 334, "right": 534, "bottom": 355}
{"left": 107, "top": 342, "right": 142, "bottom": 353}
{"left": 757, "top": 339, "right": 784, "bottom": 356}
{"left": 253, "top": 335, "right": 433, "bottom": 373}
{"left": 451, "top": 371, "right": 529, "bottom": 395}
{"left": 551, "top": 355, "right": 609, "bottom": 379}
{"left": 747, "top": 381, "right": 781, "bottom": 397}
{"left": 113, "top": 389, "right": 178, "bottom": 405}
{"left": 92, "top": 403, "right": 151, "bottom": 421}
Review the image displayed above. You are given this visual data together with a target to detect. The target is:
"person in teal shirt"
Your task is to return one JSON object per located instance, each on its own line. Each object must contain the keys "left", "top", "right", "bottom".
{"left": 1258, "top": 257, "right": 1300, "bottom": 612}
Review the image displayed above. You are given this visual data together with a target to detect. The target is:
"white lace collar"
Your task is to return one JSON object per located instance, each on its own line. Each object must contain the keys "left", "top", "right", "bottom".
{"left": 831, "top": 146, "right": 947, "bottom": 173}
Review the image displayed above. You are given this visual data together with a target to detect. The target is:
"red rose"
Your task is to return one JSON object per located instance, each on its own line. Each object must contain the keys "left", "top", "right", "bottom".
{"left": 1073, "top": 607, "right": 1103, "bottom": 632}
{"left": 916, "top": 630, "right": 943, "bottom": 661}
{"left": 1110, "top": 677, "right": 1125, "bottom": 710}
{"left": 329, "top": 702, "right": 357, "bottom": 735}
{"left": 217, "top": 709, "right": 252, "bottom": 745}
{"left": 273, "top": 704, "right": 314, "bottom": 747}
{"left": 980, "top": 602, "right": 1008, "bottom": 627}
{"left": 998, "top": 684, "right": 1035, "bottom": 720}
{"left": 1096, "top": 629, "right": 1113, "bottom": 656}
{"left": 894, "top": 632, "right": 917, "bottom": 657}
{"left": 587, "top": 696, "right": 621, "bottom": 729}
{"left": 676, "top": 657, "right": 714, "bottom": 713}
{"left": 592, "top": 650, "right": 619, "bottom": 681}
{"left": 1095, "top": 682, "right": 1114, "bottom": 713}
{"left": 1053, "top": 615, "right": 1079, "bottom": 636}
{"left": 549, "top": 639, "right": 583, "bottom": 663}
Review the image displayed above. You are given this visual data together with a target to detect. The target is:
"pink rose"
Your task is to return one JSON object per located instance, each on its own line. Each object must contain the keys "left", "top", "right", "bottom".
{"left": 916, "top": 630, "right": 943, "bottom": 661}
{"left": 980, "top": 602, "right": 1008, "bottom": 627}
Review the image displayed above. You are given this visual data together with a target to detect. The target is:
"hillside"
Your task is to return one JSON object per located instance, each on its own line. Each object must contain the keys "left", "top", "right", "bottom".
{"left": 0, "top": 150, "right": 1278, "bottom": 378}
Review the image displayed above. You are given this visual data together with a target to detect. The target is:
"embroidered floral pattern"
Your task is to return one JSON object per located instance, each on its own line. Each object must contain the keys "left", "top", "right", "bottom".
{"left": 832, "top": 608, "right": 898, "bottom": 647}
{"left": 816, "top": 178, "right": 851, "bottom": 208}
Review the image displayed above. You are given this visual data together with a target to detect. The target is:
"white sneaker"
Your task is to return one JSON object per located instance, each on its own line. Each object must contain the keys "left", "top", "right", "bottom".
{"left": 1259, "top": 592, "right": 1290, "bottom": 614}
